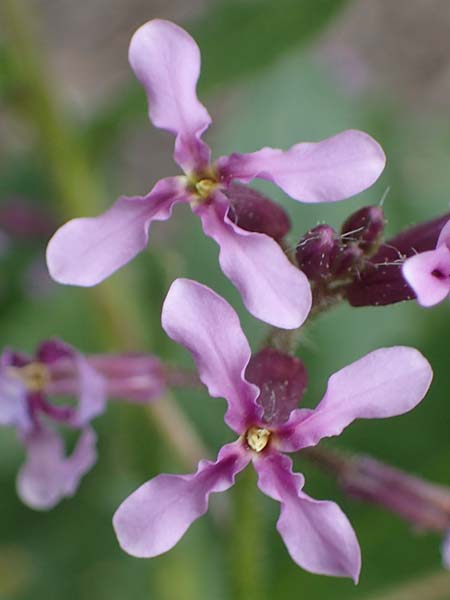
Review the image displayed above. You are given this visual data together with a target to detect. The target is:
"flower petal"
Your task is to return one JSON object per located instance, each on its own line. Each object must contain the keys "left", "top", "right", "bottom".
{"left": 0, "top": 373, "right": 30, "bottom": 430}
{"left": 113, "top": 441, "right": 250, "bottom": 557}
{"left": 442, "top": 531, "right": 450, "bottom": 570}
{"left": 46, "top": 177, "right": 185, "bottom": 286}
{"left": 129, "top": 19, "right": 211, "bottom": 172}
{"left": 196, "top": 198, "right": 311, "bottom": 329}
{"left": 17, "top": 426, "right": 97, "bottom": 510}
{"left": 278, "top": 347, "right": 432, "bottom": 452}
{"left": 254, "top": 452, "right": 361, "bottom": 581}
{"left": 161, "top": 278, "right": 261, "bottom": 433}
{"left": 218, "top": 130, "right": 385, "bottom": 203}
{"left": 437, "top": 218, "right": 450, "bottom": 248}
{"left": 402, "top": 245, "right": 450, "bottom": 307}
{"left": 38, "top": 339, "right": 107, "bottom": 425}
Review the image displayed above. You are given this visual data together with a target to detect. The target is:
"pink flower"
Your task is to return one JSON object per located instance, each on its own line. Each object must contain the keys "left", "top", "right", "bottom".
{"left": 0, "top": 340, "right": 106, "bottom": 510}
{"left": 113, "top": 278, "right": 432, "bottom": 581}
{"left": 403, "top": 219, "right": 450, "bottom": 306}
{"left": 46, "top": 19, "right": 386, "bottom": 329}
{"left": 0, "top": 343, "right": 168, "bottom": 510}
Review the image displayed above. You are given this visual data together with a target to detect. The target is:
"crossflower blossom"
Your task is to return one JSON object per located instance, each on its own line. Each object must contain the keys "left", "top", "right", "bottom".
{"left": 113, "top": 278, "right": 432, "bottom": 581}
{"left": 402, "top": 218, "right": 450, "bottom": 306}
{"left": 0, "top": 341, "right": 166, "bottom": 509}
{"left": 46, "top": 19, "right": 386, "bottom": 329}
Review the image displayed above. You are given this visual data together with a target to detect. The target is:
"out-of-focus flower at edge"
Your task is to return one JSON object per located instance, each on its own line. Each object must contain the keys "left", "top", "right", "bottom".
{"left": 113, "top": 278, "right": 432, "bottom": 582}
{"left": 403, "top": 218, "right": 450, "bottom": 306}
{"left": 311, "top": 449, "right": 450, "bottom": 571}
{"left": 46, "top": 19, "right": 386, "bottom": 329}
{"left": 0, "top": 340, "right": 166, "bottom": 510}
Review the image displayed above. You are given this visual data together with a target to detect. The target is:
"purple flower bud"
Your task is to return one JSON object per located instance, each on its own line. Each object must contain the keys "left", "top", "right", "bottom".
{"left": 347, "top": 212, "right": 450, "bottom": 306}
{"left": 87, "top": 354, "right": 166, "bottom": 402}
{"left": 296, "top": 225, "right": 340, "bottom": 281}
{"left": 341, "top": 205, "right": 385, "bottom": 257}
{"left": 225, "top": 184, "right": 291, "bottom": 241}
{"left": 244, "top": 347, "right": 307, "bottom": 425}
{"left": 0, "top": 200, "right": 55, "bottom": 239}
{"left": 341, "top": 456, "right": 450, "bottom": 533}
{"left": 331, "top": 245, "right": 364, "bottom": 278}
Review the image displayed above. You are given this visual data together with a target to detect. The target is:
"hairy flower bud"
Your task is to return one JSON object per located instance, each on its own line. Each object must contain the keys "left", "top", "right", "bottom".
{"left": 331, "top": 245, "right": 364, "bottom": 278}
{"left": 341, "top": 205, "right": 385, "bottom": 257}
{"left": 296, "top": 225, "right": 340, "bottom": 281}
{"left": 225, "top": 184, "right": 291, "bottom": 241}
{"left": 245, "top": 347, "right": 307, "bottom": 425}
{"left": 347, "top": 212, "right": 450, "bottom": 306}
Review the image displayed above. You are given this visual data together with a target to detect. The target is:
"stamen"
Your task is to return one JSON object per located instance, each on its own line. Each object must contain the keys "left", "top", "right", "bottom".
{"left": 8, "top": 362, "right": 50, "bottom": 392}
{"left": 246, "top": 426, "right": 271, "bottom": 452}
{"left": 195, "top": 178, "right": 217, "bottom": 200}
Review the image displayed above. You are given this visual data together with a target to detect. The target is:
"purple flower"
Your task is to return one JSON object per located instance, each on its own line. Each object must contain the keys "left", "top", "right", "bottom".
{"left": 46, "top": 19, "right": 386, "bottom": 329}
{"left": 0, "top": 343, "right": 169, "bottom": 509}
{"left": 0, "top": 339, "right": 106, "bottom": 510}
{"left": 113, "top": 278, "right": 432, "bottom": 581}
{"left": 403, "top": 219, "right": 450, "bottom": 306}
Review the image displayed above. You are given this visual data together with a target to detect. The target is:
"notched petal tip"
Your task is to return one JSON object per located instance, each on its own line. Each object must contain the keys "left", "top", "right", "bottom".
{"left": 128, "top": 19, "right": 211, "bottom": 171}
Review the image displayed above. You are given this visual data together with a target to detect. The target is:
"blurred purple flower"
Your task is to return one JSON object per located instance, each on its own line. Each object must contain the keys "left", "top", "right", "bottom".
{"left": 46, "top": 19, "right": 386, "bottom": 329}
{"left": 0, "top": 342, "right": 166, "bottom": 509}
{"left": 113, "top": 278, "right": 432, "bottom": 581}
{"left": 403, "top": 219, "right": 450, "bottom": 306}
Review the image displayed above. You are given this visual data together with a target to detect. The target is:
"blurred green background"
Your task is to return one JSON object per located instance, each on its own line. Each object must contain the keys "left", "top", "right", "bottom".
{"left": 1, "top": 0, "right": 450, "bottom": 598}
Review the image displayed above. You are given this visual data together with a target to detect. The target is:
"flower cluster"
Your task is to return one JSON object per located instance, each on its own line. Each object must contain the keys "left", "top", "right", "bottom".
{"left": 4, "top": 16, "right": 450, "bottom": 587}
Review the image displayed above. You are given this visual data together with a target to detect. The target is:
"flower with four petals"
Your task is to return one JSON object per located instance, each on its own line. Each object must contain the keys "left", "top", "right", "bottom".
{"left": 113, "top": 278, "right": 432, "bottom": 581}
{"left": 46, "top": 19, "right": 386, "bottom": 329}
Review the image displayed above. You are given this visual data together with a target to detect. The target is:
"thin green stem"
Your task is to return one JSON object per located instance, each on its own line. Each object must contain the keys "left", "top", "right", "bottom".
{"left": 229, "top": 467, "right": 267, "bottom": 600}
{"left": 2, "top": 0, "right": 208, "bottom": 466}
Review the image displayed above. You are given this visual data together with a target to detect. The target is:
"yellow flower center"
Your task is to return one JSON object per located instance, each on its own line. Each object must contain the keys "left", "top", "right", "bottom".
{"left": 195, "top": 178, "right": 217, "bottom": 200}
{"left": 8, "top": 362, "right": 50, "bottom": 392}
{"left": 246, "top": 426, "right": 271, "bottom": 453}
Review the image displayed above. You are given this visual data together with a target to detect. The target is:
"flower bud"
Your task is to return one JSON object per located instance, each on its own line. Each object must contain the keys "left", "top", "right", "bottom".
{"left": 341, "top": 456, "right": 450, "bottom": 533}
{"left": 225, "top": 184, "right": 291, "bottom": 241}
{"left": 347, "top": 212, "right": 450, "bottom": 306}
{"left": 87, "top": 354, "right": 166, "bottom": 402}
{"left": 245, "top": 347, "right": 307, "bottom": 425}
{"left": 331, "top": 244, "right": 364, "bottom": 278}
{"left": 341, "top": 205, "right": 385, "bottom": 257}
{"left": 296, "top": 225, "right": 340, "bottom": 281}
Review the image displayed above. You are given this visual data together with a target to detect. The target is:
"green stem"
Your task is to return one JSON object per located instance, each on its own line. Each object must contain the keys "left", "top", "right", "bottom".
{"left": 1, "top": 0, "right": 208, "bottom": 466}
{"left": 229, "top": 467, "right": 267, "bottom": 600}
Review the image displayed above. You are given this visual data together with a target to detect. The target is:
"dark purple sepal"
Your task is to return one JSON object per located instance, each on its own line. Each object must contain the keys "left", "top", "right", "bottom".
{"left": 347, "top": 212, "right": 450, "bottom": 307}
{"left": 245, "top": 347, "right": 308, "bottom": 426}
{"left": 331, "top": 245, "right": 364, "bottom": 278}
{"left": 225, "top": 184, "right": 291, "bottom": 241}
{"left": 341, "top": 205, "right": 385, "bottom": 257}
{"left": 296, "top": 225, "right": 340, "bottom": 281}
{"left": 37, "top": 339, "right": 74, "bottom": 364}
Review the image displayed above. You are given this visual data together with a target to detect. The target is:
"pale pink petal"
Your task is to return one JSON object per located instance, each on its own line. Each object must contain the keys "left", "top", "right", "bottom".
{"left": 218, "top": 130, "right": 385, "bottom": 203}
{"left": 46, "top": 177, "right": 185, "bottom": 286}
{"left": 17, "top": 427, "right": 97, "bottom": 510}
{"left": 129, "top": 19, "right": 211, "bottom": 172}
{"left": 437, "top": 219, "right": 450, "bottom": 248}
{"left": 402, "top": 245, "right": 450, "bottom": 307}
{"left": 113, "top": 441, "right": 250, "bottom": 557}
{"left": 161, "top": 278, "right": 261, "bottom": 433}
{"left": 0, "top": 373, "right": 30, "bottom": 430}
{"left": 442, "top": 530, "right": 450, "bottom": 570}
{"left": 278, "top": 347, "right": 432, "bottom": 452}
{"left": 37, "top": 339, "right": 107, "bottom": 425}
{"left": 254, "top": 451, "right": 361, "bottom": 581}
{"left": 196, "top": 198, "right": 311, "bottom": 329}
